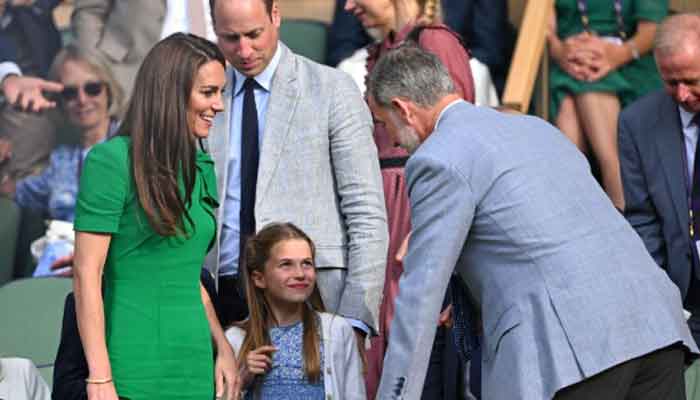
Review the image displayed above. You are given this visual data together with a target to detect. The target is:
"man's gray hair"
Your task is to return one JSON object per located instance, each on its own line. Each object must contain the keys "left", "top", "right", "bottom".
{"left": 367, "top": 44, "right": 455, "bottom": 108}
{"left": 654, "top": 13, "right": 700, "bottom": 57}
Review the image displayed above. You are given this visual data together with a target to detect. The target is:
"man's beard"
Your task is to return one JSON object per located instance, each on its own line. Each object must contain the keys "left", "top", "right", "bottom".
{"left": 389, "top": 111, "right": 421, "bottom": 153}
{"left": 397, "top": 123, "right": 421, "bottom": 153}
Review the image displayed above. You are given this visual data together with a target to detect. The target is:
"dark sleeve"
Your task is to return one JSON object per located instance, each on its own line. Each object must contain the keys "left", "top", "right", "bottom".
{"left": 0, "top": 36, "right": 17, "bottom": 62}
{"left": 619, "top": 109, "right": 667, "bottom": 268}
{"left": 326, "top": 0, "right": 371, "bottom": 67}
{"left": 465, "top": 0, "right": 510, "bottom": 72}
{"left": 52, "top": 293, "right": 88, "bottom": 400}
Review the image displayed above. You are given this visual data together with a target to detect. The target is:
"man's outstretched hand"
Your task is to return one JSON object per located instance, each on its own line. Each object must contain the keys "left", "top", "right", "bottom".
{"left": 2, "top": 75, "right": 63, "bottom": 112}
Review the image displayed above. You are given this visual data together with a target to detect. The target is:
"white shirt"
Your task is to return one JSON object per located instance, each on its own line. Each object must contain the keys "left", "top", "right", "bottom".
{"left": 679, "top": 106, "right": 699, "bottom": 188}
{"left": 0, "top": 61, "right": 21, "bottom": 84}
{"left": 160, "top": 0, "right": 216, "bottom": 42}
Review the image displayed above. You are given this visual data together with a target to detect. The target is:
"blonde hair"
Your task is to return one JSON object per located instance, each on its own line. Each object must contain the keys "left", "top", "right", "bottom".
{"left": 48, "top": 45, "right": 125, "bottom": 119}
{"left": 239, "top": 222, "right": 326, "bottom": 383}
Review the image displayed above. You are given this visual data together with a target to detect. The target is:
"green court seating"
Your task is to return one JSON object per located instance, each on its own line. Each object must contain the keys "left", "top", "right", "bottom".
{"left": 0, "top": 277, "right": 73, "bottom": 386}
{"left": 280, "top": 19, "right": 329, "bottom": 64}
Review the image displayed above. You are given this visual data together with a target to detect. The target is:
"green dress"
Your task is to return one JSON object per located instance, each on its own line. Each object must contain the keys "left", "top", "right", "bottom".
{"left": 549, "top": 0, "right": 667, "bottom": 119}
{"left": 74, "top": 136, "right": 218, "bottom": 399}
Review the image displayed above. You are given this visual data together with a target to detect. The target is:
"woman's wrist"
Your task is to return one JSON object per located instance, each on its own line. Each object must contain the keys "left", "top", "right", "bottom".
{"left": 214, "top": 337, "right": 234, "bottom": 355}
{"left": 609, "top": 40, "right": 633, "bottom": 68}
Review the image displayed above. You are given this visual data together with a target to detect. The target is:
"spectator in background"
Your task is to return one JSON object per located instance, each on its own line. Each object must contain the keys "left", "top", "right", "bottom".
{"left": 547, "top": 0, "right": 667, "bottom": 210}
{"left": 71, "top": 0, "right": 216, "bottom": 99}
{"left": 619, "top": 13, "right": 700, "bottom": 347}
{"left": 0, "top": 0, "right": 62, "bottom": 181}
{"left": 0, "top": 45, "right": 123, "bottom": 277}
{"left": 343, "top": 0, "right": 474, "bottom": 398}
{"left": 328, "top": 0, "right": 512, "bottom": 96}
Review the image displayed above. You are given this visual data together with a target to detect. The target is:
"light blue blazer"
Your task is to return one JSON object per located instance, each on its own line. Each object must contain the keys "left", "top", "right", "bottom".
{"left": 377, "top": 101, "right": 698, "bottom": 400}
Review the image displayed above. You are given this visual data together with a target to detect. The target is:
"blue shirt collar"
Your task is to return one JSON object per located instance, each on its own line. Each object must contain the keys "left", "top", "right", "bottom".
{"left": 232, "top": 41, "right": 282, "bottom": 96}
{"left": 679, "top": 105, "right": 698, "bottom": 131}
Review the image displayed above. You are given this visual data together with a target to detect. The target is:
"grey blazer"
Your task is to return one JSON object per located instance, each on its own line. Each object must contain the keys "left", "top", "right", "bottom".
{"left": 377, "top": 101, "right": 697, "bottom": 400}
{"left": 619, "top": 90, "right": 696, "bottom": 300}
{"left": 204, "top": 43, "right": 388, "bottom": 332}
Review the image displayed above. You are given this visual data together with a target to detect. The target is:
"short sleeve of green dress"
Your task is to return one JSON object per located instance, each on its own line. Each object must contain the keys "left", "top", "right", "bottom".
{"left": 549, "top": 0, "right": 668, "bottom": 120}
{"left": 75, "top": 136, "right": 219, "bottom": 400}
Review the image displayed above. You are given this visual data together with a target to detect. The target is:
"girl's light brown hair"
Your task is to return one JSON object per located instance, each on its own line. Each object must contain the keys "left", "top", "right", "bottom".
{"left": 239, "top": 222, "right": 326, "bottom": 382}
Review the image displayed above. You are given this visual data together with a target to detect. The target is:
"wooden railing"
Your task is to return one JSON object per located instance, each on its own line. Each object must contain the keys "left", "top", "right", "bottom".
{"left": 501, "top": 0, "right": 553, "bottom": 115}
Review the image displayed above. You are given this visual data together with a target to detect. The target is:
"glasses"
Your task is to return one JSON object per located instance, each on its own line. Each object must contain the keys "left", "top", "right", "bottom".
{"left": 61, "top": 81, "right": 105, "bottom": 101}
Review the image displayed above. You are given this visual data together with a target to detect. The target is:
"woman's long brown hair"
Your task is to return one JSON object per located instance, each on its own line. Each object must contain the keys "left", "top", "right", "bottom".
{"left": 239, "top": 222, "right": 326, "bottom": 383}
{"left": 117, "top": 33, "right": 225, "bottom": 236}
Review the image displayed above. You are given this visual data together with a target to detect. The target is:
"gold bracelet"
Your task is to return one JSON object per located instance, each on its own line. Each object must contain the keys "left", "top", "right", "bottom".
{"left": 85, "top": 377, "right": 113, "bottom": 384}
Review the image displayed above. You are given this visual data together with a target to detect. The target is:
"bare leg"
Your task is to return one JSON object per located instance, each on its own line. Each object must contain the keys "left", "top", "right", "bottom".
{"left": 555, "top": 95, "right": 589, "bottom": 154}
{"left": 574, "top": 92, "right": 624, "bottom": 209}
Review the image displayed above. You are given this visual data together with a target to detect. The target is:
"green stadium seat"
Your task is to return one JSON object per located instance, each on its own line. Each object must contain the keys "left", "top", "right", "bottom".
{"left": 0, "top": 197, "right": 20, "bottom": 286}
{"left": 0, "top": 277, "right": 73, "bottom": 387}
{"left": 280, "top": 19, "right": 328, "bottom": 64}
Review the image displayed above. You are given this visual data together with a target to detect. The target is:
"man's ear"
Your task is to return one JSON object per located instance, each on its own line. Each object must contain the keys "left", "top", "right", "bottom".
{"left": 271, "top": 1, "right": 282, "bottom": 27}
{"left": 251, "top": 270, "right": 266, "bottom": 289}
{"left": 391, "top": 97, "right": 421, "bottom": 128}
{"left": 391, "top": 97, "right": 413, "bottom": 123}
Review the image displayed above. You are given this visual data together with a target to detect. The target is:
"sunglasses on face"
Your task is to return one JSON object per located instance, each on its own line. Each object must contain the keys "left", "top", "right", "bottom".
{"left": 61, "top": 81, "right": 105, "bottom": 101}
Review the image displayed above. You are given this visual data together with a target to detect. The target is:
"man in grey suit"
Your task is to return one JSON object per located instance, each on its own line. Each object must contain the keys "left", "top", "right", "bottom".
{"left": 205, "top": 0, "right": 388, "bottom": 341}
{"left": 619, "top": 13, "right": 700, "bottom": 346}
{"left": 368, "top": 45, "right": 697, "bottom": 399}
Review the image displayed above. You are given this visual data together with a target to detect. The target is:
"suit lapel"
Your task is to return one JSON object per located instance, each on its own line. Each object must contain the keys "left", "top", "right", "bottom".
{"left": 654, "top": 94, "right": 689, "bottom": 238}
{"left": 256, "top": 44, "right": 299, "bottom": 208}
{"left": 209, "top": 68, "right": 236, "bottom": 207}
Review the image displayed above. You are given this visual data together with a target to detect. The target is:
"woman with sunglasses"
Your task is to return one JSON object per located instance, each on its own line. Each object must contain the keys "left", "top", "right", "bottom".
{"left": 0, "top": 44, "right": 123, "bottom": 276}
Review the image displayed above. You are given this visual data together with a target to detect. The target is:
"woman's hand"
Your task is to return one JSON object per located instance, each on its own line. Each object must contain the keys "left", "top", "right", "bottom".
{"left": 551, "top": 34, "right": 591, "bottom": 82}
{"left": 86, "top": 381, "right": 119, "bottom": 400}
{"left": 215, "top": 345, "right": 240, "bottom": 400}
{"left": 240, "top": 345, "right": 276, "bottom": 387}
{"left": 565, "top": 32, "right": 628, "bottom": 82}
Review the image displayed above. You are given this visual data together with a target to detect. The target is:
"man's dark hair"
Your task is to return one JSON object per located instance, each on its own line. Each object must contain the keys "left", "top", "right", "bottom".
{"left": 209, "top": 0, "right": 275, "bottom": 24}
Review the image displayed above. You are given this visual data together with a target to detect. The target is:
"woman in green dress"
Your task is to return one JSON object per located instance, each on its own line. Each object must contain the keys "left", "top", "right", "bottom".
{"left": 72, "top": 33, "right": 239, "bottom": 400}
{"left": 547, "top": 0, "right": 667, "bottom": 210}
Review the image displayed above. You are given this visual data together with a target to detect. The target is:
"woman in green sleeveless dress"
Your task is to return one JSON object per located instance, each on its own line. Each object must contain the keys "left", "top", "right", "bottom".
{"left": 72, "top": 33, "right": 239, "bottom": 400}
{"left": 547, "top": 0, "right": 667, "bottom": 210}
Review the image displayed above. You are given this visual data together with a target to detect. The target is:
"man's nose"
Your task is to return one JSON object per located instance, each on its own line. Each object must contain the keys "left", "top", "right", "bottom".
{"left": 676, "top": 83, "right": 691, "bottom": 102}
{"left": 238, "top": 39, "right": 254, "bottom": 58}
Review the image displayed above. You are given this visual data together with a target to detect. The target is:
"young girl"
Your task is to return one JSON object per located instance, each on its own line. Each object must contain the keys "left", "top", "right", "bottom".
{"left": 226, "top": 222, "right": 366, "bottom": 399}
